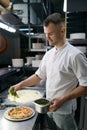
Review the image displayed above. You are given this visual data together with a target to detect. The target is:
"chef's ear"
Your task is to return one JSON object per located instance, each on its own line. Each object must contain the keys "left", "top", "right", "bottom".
{"left": 61, "top": 26, "right": 66, "bottom": 34}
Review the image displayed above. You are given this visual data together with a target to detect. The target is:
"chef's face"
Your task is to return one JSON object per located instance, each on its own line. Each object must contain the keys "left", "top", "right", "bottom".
{"left": 44, "top": 23, "right": 65, "bottom": 47}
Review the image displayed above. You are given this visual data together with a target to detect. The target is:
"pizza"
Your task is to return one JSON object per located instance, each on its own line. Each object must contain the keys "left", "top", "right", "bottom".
{"left": 6, "top": 106, "right": 33, "bottom": 119}
{"left": 8, "top": 89, "right": 42, "bottom": 103}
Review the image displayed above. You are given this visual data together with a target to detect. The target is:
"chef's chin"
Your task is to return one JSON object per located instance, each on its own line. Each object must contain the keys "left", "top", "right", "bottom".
{"left": 49, "top": 42, "right": 54, "bottom": 46}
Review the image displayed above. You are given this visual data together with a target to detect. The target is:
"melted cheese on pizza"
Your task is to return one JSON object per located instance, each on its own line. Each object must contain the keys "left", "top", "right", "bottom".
{"left": 7, "top": 106, "right": 33, "bottom": 119}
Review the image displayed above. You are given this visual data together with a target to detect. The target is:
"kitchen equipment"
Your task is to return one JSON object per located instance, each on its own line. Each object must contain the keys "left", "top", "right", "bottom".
{"left": 0, "top": 35, "right": 7, "bottom": 53}
{"left": 32, "top": 43, "right": 44, "bottom": 49}
{"left": 70, "top": 33, "right": 86, "bottom": 39}
{"left": 35, "top": 54, "right": 43, "bottom": 60}
{"left": 13, "top": 3, "right": 28, "bottom": 24}
{"left": 26, "top": 57, "right": 35, "bottom": 65}
{"left": 32, "top": 60, "right": 41, "bottom": 67}
{"left": 33, "top": 98, "right": 50, "bottom": 114}
{"left": 12, "top": 58, "right": 23, "bottom": 67}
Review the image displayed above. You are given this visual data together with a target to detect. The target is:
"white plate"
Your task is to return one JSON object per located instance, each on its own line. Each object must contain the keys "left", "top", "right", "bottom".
{"left": 4, "top": 107, "right": 35, "bottom": 121}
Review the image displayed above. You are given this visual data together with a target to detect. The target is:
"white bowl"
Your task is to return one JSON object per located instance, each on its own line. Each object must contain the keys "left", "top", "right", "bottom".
{"left": 12, "top": 59, "right": 23, "bottom": 67}
{"left": 32, "top": 60, "right": 41, "bottom": 67}
{"left": 26, "top": 57, "right": 35, "bottom": 65}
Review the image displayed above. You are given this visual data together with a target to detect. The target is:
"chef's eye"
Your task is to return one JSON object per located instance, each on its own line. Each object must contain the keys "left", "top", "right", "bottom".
{"left": 48, "top": 33, "right": 54, "bottom": 37}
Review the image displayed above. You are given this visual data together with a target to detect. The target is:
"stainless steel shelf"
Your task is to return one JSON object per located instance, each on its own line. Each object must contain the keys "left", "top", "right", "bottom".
{"left": 29, "top": 48, "right": 47, "bottom": 52}
{"left": 29, "top": 33, "right": 45, "bottom": 39}
{"left": 68, "top": 39, "right": 87, "bottom": 46}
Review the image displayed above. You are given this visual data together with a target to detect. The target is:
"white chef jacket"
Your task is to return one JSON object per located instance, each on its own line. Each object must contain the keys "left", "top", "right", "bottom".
{"left": 35, "top": 41, "right": 87, "bottom": 114}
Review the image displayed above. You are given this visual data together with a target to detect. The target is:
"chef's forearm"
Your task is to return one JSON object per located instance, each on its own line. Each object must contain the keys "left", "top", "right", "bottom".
{"left": 18, "top": 74, "right": 41, "bottom": 89}
{"left": 62, "top": 86, "right": 87, "bottom": 103}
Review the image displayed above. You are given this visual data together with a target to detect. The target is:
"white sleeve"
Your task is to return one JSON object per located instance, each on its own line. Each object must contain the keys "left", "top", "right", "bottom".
{"left": 71, "top": 53, "right": 87, "bottom": 86}
{"left": 35, "top": 56, "right": 46, "bottom": 80}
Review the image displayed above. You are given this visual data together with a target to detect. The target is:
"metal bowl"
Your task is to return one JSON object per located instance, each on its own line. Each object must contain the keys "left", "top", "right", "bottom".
{"left": 33, "top": 98, "right": 50, "bottom": 114}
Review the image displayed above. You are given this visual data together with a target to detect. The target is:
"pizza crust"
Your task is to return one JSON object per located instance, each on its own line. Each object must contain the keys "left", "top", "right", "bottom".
{"left": 6, "top": 106, "right": 33, "bottom": 119}
{"left": 8, "top": 89, "right": 42, "bottom": 103}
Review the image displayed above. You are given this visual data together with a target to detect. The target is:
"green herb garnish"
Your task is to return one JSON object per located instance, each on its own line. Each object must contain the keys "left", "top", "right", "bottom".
{"left": 35, "top": 99, "right": 49, "bottom": 105}
{"left": 9, "top": 88, "right": 19, "bottom": 98}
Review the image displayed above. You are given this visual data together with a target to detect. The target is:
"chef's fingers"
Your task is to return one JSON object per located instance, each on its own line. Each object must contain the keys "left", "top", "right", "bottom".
{"left": 9, "top": 83, "right": 21, "bottom": 92}
{"left": 49, "top": 105, "right": 57, "bottom": 112}
{"left": 49, "top": 99, "right": 60, "bottom": 112}
{"left": 8, "top": 86, "right": 15, "bottom": 94}
{"left": 48, "top": 101, "right": 55, "bottom": 111}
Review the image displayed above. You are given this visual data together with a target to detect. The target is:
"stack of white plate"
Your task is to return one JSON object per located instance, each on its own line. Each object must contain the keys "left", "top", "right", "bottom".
{"left": 32, "top": 43, "right": 44, "bottom": 49}
{"left": 70, "top": 33, "right": 86, "bottom": 39}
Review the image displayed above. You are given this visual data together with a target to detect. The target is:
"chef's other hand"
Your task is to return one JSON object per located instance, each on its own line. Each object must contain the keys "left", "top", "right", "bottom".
{"left": 49, "top": 97, "right": 64, "bottom": 112}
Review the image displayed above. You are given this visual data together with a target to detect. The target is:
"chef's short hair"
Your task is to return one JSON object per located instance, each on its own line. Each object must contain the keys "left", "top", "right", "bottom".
{"left": 43, "top": 13, "right": 65, "bottom": 26}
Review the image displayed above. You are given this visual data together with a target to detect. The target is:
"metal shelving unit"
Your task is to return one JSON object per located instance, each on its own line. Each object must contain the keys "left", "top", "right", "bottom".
{"left": 11, "top": 0, "right": 51, "bottom": 57}
{"left": 28, "top": 0, "right": 51, "bottom": 24}
{"left": 27, "top": 0, "right": 50, "bottom": 55}
{"left": 28, "top": 31, "right": 48, "bottom": 53}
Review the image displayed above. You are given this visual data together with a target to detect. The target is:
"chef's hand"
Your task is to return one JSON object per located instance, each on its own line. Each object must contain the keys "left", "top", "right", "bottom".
{"left": 49, "top": 97, "right": 64, "bottom": 112}
{"left": 9, "top": 83, "right": 21, "bottom": 92}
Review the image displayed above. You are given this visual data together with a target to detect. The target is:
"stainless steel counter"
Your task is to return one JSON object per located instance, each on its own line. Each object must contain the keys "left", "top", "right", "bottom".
{"left": 0, "top": 108, "right": 38, "bottom": 130}
{"left": 0, "top": 67, "right": 17, "bottom": 78}
{"left": 0, "top": 85, "right": 46, "bottom": 130}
